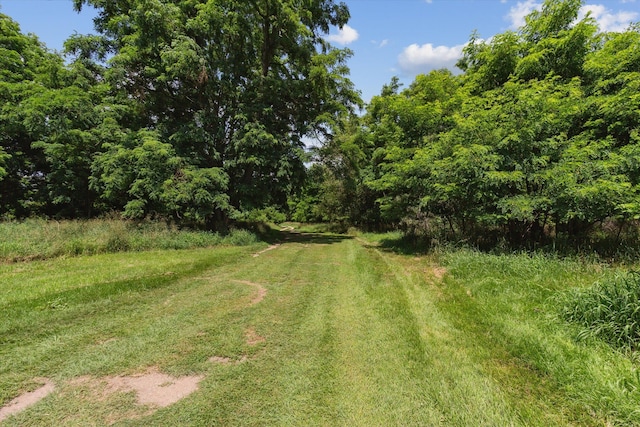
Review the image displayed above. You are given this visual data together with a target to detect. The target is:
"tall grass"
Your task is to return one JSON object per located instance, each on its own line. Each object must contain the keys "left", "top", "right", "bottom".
{"left": 560, "top": 271, "right": 640, "bottom": 351}
{"left": 437, "top": 249, "right": 640, "bottom": 425}
{"left": 0, "top": 218, "right": 258, "bottom": 262}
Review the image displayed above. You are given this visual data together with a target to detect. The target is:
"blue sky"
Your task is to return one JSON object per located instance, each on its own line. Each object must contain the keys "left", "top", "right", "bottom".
{"left": 1, "top": 0, "right": 639, "bottom": 102}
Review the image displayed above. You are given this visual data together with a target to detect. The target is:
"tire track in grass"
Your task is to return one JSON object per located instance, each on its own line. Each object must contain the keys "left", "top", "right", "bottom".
{"left": 231, "top": 280, "right": 267, "bottom": 306}
{"left": 0, "top": 379, "right": 54, "bottom": 423}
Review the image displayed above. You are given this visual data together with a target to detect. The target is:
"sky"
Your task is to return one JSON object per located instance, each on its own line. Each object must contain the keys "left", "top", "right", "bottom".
{"left": 1, "top": 0, "right": 639, "bottom": 102}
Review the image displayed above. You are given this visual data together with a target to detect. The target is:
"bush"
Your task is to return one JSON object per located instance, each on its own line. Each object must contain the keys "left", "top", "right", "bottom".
{"left": 221, "top": 229, "right": 258, "bottom": 246}
{"left": 242, "top": 206, "right": 287, "bottom": 224}
{"left": 560, "top": 271, "right": 640, "bottom": 351}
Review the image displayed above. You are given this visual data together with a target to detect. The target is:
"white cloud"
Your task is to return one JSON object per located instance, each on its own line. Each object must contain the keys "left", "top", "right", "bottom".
{"left": 325, "top": 24, "right": 359, "bottom": 45}
{"left": 507, "top": 0, "right": 542, "bottom": 29}
{"left": 579, "top": 4, "right": 638, "bottom": 32}
{"left": 398, "top": 43, "right": 466, "bottom": 75}
{"left": 370, "top": 39, "right": 389, "bottom": 48}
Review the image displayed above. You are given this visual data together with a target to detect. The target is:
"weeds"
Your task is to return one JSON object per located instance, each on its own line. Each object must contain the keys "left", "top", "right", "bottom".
{"left": 560, "top": 271, "right": 640, "bottom": 352}
{"left": 0, "top": 219, "right": 258, "bottom": 263}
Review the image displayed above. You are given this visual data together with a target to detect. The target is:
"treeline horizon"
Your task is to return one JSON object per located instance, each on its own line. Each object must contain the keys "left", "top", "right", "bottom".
{"left": 2, "top": 0, "right": 640, "bottom": 251}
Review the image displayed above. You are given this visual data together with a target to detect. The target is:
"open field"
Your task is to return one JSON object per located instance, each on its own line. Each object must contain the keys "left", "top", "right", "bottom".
{"left": 2, "top": 227, "right": 640, "bottom": 425}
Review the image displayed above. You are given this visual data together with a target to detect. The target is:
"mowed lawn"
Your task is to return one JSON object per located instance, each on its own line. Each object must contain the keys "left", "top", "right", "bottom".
{"left": 1, "top": 231, "right": 638, "bottom": 425}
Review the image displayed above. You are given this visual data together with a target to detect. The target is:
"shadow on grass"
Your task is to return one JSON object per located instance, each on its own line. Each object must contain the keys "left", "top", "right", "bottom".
{"left": 373, "top": 231, "right": 640, "bottom": 264}
{"left": 240, "top": 221, "right": 353, "bottom": 246}
{"left": 276, "top": 230, "right": 354, "bottom": 246}
{"left": 375, "top": 234, "right": 432, "bottom": 256}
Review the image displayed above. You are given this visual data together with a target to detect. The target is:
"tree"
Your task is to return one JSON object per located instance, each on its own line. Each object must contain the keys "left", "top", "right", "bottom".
{"left": 364, "top": 70, "right": 462, "bottom": 225}
{"left": 72, "top": 0, "right": 360, "bottom": 226}
{"left": 0, "top": 13, "right": 61, "bottom": 217}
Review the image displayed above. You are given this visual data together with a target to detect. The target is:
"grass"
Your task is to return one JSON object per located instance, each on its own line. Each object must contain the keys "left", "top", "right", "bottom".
{"left": 0, "top": 218, "right": 257, "bottom": 262}
{"left": 560, "top": 270, "right": 640, "bottom": 352}
{"left": 2, "top": 225, "right": 640, "bottom": 425}
{"left": 431, "top": 249, "right": 640, "bottom": 425}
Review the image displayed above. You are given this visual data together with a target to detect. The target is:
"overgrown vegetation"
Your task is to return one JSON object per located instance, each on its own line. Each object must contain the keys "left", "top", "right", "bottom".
{"left": 560, "top": 271, "right": 640, "bottom": 352}
{"left": 430, "top": 248, "right": 640, "bottom": 425}
{"left": 0, "top": 218, "right": 257, "bottom": 262}
{"left": 3, "top": 0, "right": 640, "bottom": 251}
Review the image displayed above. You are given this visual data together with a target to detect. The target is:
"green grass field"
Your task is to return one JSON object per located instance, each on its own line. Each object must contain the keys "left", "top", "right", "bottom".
{"left": 1, "top": 224, "right": 639, "bottom": 425}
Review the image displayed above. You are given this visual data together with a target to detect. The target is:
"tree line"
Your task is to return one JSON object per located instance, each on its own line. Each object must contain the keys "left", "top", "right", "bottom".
{"left": 2, "top": 0, "right": 640, "bottom": 249}
{"left": 297, "top": 0, "right": 640, "bottom": 248}
{"left": 0, "top": 0, "right": 359, "bottom": 227}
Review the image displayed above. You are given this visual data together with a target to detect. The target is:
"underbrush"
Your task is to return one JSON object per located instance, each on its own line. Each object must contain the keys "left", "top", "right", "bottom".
{"left": 388, "top": 214, "right": 640, "bottom": 262}
{"left": 0, "top": 218, "right": 258, "bottom": 262}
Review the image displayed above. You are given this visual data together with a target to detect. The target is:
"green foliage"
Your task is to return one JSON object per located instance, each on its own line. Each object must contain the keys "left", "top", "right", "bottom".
{"left": 162, "top": 166, "right": 231, "bottom": 226}
{"left": 321, "top": 0, "right": 640, "bottom": 249}
{"left": 71, "top": 0, "right": 359, "bottom": 222}
{"left": 239, "top": 206, "right": 287, "bottom": 224}
{"left": 0, "top": 13, "right": 60, "bottom": 217}
{"left": 1, "top": 2, "right": 359, "bottom": 227}
{"left": 0, "top": 147, "right": 8, "bottom": 181}
{"left": 560, "top": 271, "right": 640, "bottom": 351}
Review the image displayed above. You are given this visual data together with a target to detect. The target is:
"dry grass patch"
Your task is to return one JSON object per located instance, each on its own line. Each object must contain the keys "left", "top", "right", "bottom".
{"left": 232, "top": 280, "right": 267, "bottom": 306}
{"left": 244, "top": 327, "right": 266, "bottom": 346}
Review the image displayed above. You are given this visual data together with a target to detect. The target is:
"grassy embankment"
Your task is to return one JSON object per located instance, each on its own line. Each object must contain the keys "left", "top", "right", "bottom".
{"left": 1, "top": 221, "right": 639, "bottom": 425}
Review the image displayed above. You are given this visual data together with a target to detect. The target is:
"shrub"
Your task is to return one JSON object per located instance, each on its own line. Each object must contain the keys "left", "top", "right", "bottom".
{"left": 222, "top": 229, "right": 258, "bottom": 246}
{"left": 560, "top": 271, "right": 640, "bottom": 351}
{"left": 242, "top": 206, "right": 287, "bottom": 224}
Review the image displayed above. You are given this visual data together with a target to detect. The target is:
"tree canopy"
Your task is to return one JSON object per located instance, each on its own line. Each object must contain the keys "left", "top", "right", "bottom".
{"left": 317, "top": 0, "right": 640, "bottom": 248}
{"left": 1, "top": 0, "right": 359, "bottom": 226}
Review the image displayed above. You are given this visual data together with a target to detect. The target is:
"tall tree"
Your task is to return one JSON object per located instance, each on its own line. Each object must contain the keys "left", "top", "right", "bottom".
{"left": 344, "top": 0, "right": 640, "bottom": 248}
{"left": 73, "top": 0, "right": 360, "bottom": 225}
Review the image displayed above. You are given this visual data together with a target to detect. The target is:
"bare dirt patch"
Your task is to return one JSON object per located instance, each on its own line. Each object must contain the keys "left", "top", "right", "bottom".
{"left": 209, "top": 355, "right": 248, "bottom": 365}
{"left": 0, "top": 378, "right": 55, "bottom": 422}
{"left": 432, "top": 267, "right": 447, "bottom": 280}
{"left": 252, "top": 244, "right": 280, "bottom": 257}
{"left": 233, "top": 280, "right": 267, "bottom": 306}
{"left": 105, "top": 368, "right": 203, "bottom": 408}
{"left": 244, "top": 327, "right": 266, "bottom": 346}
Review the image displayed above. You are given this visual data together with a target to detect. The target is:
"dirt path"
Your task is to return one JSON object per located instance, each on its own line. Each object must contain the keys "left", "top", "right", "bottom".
{"left": 252, "top": 244, "right": 279, "bottom": 257}
{"left": 232, "top": 280, "right": 267, "bottom": 306}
